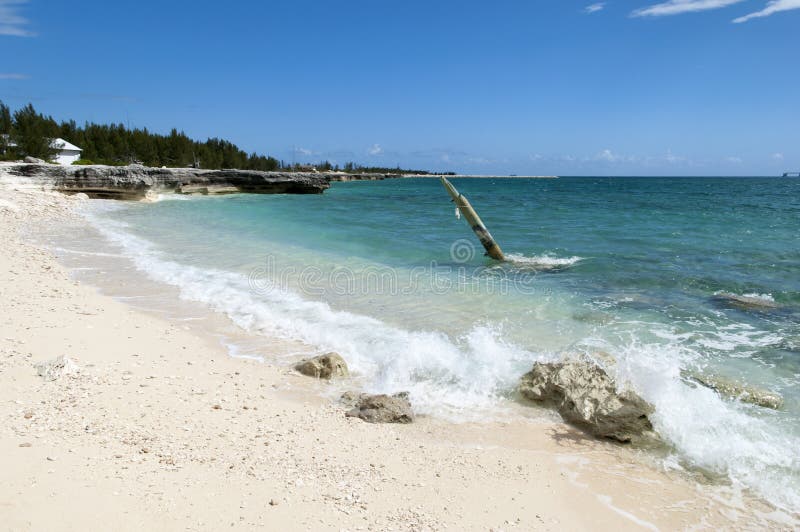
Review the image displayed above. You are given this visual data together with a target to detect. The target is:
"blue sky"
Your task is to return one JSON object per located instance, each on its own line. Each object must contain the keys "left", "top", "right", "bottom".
{"left": 2, "top": 0, "right": 799, "bottom": 175}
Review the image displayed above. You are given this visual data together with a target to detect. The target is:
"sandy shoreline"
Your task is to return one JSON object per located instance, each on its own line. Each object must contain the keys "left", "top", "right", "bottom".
{"left": 0, "top": 176, "right": 787, "bottom": 530}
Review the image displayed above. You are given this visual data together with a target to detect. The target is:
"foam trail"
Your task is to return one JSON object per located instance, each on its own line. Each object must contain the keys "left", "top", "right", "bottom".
{"left": 505, "top": 253, "right": 582, "bottom": 269}
{"left": 149, "top": 193, "right": 193, "bottom": 202}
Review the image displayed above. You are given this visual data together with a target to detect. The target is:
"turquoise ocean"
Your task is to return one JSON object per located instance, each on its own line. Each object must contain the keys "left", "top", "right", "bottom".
{"left": 80, "top": 177, "right": 799, "bottom": 512}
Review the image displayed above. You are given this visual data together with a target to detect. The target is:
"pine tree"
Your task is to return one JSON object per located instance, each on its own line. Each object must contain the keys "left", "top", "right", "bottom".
{"left": 12, "top": 104, "right": 58, "bottom": 160}
{"left": 0, "top": 100, "right": 12, "bottom": 158}
{"left": 0, "top": 101, "right": 11, "bottom": 134}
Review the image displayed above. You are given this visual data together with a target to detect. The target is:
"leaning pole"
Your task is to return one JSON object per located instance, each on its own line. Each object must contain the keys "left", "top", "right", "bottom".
{"left": 440, "top": 177, "right": 505, "bottom": 261}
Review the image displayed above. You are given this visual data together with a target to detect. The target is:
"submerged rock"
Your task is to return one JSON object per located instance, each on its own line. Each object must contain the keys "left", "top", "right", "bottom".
{"left": 35, "top": 355, "right": 79, "bottom": 381}
{"left": 688, "top": 373, "right": 784, "bottom": 410}
{"left": 712, "top": 292, "right": 778, "bottom": 310}
{"left": 342, "top": 392, "right": 414, "bottom": 424}
{"left": 519, "top": 361, "right": 655, "bottom": 443}
{"left": 295, "top": 352, "right": 349, "bottom": 380}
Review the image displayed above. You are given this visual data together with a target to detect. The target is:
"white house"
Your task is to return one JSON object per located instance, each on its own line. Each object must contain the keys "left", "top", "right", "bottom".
{"left": 51, "top": 138, "right": 82, "bottom": 165}
{"left": 1, "top": 135, "right": 82, "bottom": 164}
{"left": 0, "top": 133, "right": 16, "bottom": 154}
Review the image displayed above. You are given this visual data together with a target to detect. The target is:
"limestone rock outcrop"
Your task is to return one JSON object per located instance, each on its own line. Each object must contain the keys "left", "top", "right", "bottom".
{"left": 295, "top": 353, "right": 349, "bottom": 380}
{"left": 688, "top": 373, "right": 784, "bottom": 410}
{"left": 6, "top": 163, "right": 331, "bottom": 199}
{"left": 342, "top": 392, "right": 414, "bottom": 424}
{"left": 519, "top": 361, "right": 655, "bottom": 443}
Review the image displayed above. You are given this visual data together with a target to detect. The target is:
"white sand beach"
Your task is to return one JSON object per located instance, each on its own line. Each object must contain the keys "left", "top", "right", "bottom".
{"left": 0, "top": 172, "right": 787, "bottom": 531}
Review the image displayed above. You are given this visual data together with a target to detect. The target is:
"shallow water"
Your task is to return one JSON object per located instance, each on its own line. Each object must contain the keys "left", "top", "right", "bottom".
{"left": 74, "top": 176, "right": 799, "bottom": 512}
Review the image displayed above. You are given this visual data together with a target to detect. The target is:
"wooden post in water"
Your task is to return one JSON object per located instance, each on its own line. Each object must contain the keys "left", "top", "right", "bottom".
{"left": 440, "top": 177, "right": 505, "bottom": 261}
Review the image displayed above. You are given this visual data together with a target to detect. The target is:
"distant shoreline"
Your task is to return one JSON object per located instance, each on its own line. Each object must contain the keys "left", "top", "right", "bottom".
{"left": 400, "top": 174, "right": 559, "bottom": 179}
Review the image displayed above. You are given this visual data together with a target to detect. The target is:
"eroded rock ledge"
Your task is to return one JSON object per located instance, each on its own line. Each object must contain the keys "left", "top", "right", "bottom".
{"left": 5, "top": 163, "right": 345, "bottom": 199}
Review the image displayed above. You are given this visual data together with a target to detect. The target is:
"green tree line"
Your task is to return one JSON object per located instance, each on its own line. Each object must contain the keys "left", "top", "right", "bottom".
{"left": 0, "top": 101, "right": 448, "bottom": 174}
{"left": 0, "top": 101, "right": 280, "bottom": 170}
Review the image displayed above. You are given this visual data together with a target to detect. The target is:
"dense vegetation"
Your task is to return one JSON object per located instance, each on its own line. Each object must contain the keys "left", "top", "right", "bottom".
{"left": 0, "top": 101, "right": 280, "bottom": 170}
{"left": 0, "top": 101, "right": 449, "bottom": 174}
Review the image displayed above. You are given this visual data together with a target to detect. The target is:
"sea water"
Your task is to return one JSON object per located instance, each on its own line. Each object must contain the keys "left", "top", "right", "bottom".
{"left": 79, "top": 177, "right": 799, "bottom": 512}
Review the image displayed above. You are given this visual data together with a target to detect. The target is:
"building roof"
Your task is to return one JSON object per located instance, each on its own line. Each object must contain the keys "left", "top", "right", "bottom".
{"left": 50, "top": 138, "right": 82, "bottom": 151}
{"left": 1, "top": 135, "right": 82, "bottom": 151}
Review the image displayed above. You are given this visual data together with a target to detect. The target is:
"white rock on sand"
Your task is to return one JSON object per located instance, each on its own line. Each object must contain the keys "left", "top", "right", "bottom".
{"left": 0, "top": 167, "right": 788, "bottom": 530}
{"left": 34, "top": 355, "right": 79, "bottom": 381}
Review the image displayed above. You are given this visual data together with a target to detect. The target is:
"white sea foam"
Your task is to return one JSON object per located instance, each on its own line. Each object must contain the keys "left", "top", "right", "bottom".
{"left": 742, "top": 293, "right": 776, "bottom": 303}
{"left": 505, "top": 253, "right": 583, "bottom": 268}
{"left": 598, "top": 338, "right": 800, "bottom": 514}
{"left": 596, "top": 494, "right": 658, "bottom": 531}
{"left": 696, "top": 328, "right": 783, "bottom": 352}
{"left": 51, "top": 246, "right": 126, "bottom": 258}
{"left": 149, "top": 193, "right": 193, "bottom": 202}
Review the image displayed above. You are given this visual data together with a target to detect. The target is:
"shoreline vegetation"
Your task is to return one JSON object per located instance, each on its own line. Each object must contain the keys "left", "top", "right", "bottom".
{"left": 0, "top": 162, "right": 792, "bottom": 529}
{"left": 0, "top": 101, "right": 454, "bottom": 176}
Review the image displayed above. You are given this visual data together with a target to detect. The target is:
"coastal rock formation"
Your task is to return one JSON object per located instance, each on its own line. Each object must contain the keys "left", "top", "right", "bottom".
{"left": 519, "top": 361, "right": 655, "bottom": 443}
{"left": 24, "top": 156, "right": 46, "bottom": 164}
{"left": 34, "top": 355, "right": 79, "bottom": 381}
{"left": 5, "top": 163, "right": 331, "bottom": 200}
{"left": 342, "top": 392, "right": 414, "bottom": 424}
{"left": 295, "top": 353, "right": 349, "bottom": 380}
{"left": 688, "top": 373, "right": 784, "bottom": 410}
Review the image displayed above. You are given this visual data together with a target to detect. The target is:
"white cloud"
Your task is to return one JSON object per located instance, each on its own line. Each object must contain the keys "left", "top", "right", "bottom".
{"left": 594, "top": 149, "right": 634, "bottom": 163}
{"left": 595, "top": 149, "right": 648, "bottom": 164}
{"left": 664, "top": 149, "right": 683, "bottom": 164}
{"left": 733, "top": 0, "right": 800, "bottom": 22}
{"left": 294, "top": 147, "right": 312, "bottom": 156}
{"left": 368, "top": 143, "right": 383, "bottom": 156}
{"left": 772, "top": 152, "right": 784, "bottom": 161}
{"left": 632, "top": 0, "right": 745, "bottom": 17}
{"left": 726, "top": 156, "right": 743, "bottom": 164}
{"left": 584, "top": 3, "right": 606, "bottom": 13}
{"left": 0, "top": 72, "right": 28, "bottom": 79}
{"left": 598, "top": 149, "right": 615, "bottom": 161}
{"left": 0, "top": 0, "right": 34, "bottom": 37}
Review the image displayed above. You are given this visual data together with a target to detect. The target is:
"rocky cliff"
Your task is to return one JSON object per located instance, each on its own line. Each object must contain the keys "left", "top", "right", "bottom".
{"left": 5, "top": 163, "right": 333, "bottom": 199}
